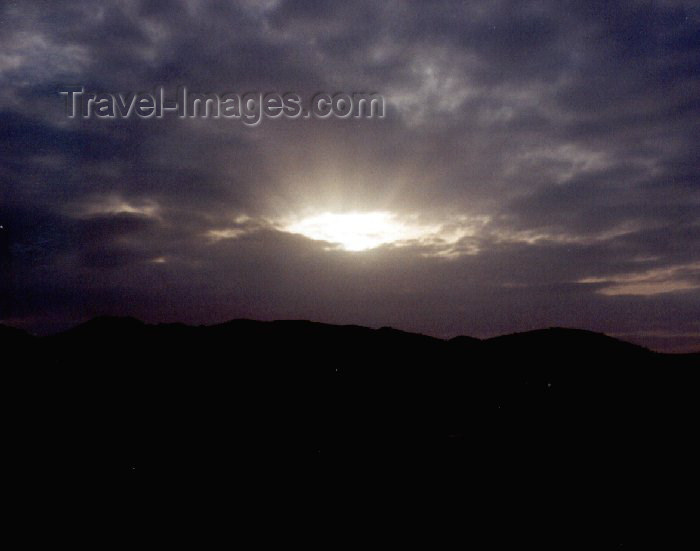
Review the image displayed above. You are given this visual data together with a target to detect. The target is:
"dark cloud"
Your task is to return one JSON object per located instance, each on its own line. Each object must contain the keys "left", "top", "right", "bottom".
{"left": 1, "top": 0, "right": 699, "bottom": 351}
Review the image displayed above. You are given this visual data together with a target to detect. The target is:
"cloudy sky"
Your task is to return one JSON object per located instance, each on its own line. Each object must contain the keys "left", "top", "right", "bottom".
{"left": 1, "top": 0, "right": 699, "bottom": 351}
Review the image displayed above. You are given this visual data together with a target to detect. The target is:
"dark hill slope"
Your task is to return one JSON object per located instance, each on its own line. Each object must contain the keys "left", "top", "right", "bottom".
{"left": 4, "top": 317, "right": 699, "bottom": 540}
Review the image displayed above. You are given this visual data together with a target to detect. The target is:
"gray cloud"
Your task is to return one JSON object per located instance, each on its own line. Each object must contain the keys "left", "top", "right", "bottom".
{"left": 1, "top": 0, "right": 699, "bottom": 351}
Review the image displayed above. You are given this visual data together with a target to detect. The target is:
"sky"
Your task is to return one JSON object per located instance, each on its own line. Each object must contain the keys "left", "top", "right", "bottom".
{"left": 1, "top": 0, "right": 699, "bottom": 352}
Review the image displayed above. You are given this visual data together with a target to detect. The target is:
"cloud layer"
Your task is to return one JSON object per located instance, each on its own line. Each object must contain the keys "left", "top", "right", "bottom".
{"left": 1, "top": 0, "right": 699, "bottom": 351}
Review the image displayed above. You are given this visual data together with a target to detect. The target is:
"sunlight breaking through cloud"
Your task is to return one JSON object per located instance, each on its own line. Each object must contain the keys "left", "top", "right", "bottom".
{"left": 280, "top": 211, "right": 484, "bottom": 253}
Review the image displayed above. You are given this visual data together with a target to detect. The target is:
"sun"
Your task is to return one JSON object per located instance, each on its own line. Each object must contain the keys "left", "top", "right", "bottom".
{"left": 283, "top": 211, "right": 425, "bottom": 251}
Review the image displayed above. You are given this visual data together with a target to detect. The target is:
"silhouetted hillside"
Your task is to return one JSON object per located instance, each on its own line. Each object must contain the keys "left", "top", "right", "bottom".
{"left": 0, "top": 323, "right": 31, "bottom": 342}
{"left": 4, "top": 317, "right": 699, "bottom": 542}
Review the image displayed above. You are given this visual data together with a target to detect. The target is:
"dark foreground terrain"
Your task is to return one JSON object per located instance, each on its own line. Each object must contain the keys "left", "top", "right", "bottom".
{"left": 3, "top": 317, "right": 699, "bottom": 544}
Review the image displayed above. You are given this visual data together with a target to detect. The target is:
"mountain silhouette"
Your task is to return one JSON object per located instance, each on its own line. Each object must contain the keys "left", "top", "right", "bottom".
{"left": 4, "top": 316, "right": 698, "bottom": 542}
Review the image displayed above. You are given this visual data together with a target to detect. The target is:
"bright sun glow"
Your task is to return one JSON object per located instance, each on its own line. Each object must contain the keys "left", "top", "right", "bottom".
{"left": 284, "top": 211, "right": 431, "bottom": 251}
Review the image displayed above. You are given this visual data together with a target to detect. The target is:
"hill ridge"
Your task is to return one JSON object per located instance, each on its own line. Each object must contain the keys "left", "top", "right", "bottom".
{"left": 3, "top": 315, "right": 694, "bottom": 355}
